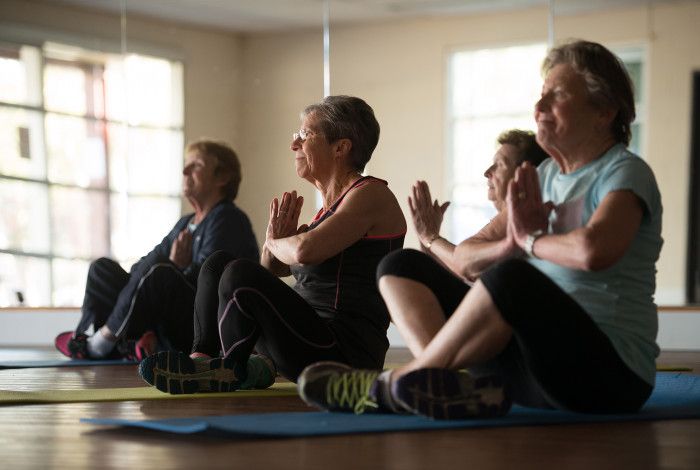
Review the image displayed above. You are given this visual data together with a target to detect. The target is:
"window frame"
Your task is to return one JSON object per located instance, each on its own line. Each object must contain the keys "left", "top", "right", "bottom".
{"left": 0, "top": 38, "right": 184, "bottom": 308}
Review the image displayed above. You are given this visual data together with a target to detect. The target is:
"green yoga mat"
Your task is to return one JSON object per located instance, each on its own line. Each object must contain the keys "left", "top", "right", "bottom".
{"left": 0, "top": 382, "right": 298, "bottom": 405}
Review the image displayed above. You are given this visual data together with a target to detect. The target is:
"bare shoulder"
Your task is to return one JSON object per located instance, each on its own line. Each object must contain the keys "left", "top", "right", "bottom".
{"left": 339, "top": 178, "right": 406, "bottom": 235}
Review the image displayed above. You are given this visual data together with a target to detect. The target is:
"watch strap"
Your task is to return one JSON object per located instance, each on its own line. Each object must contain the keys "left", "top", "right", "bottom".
{"left": 525, "top": 229, "right": 544, "bottom": 258}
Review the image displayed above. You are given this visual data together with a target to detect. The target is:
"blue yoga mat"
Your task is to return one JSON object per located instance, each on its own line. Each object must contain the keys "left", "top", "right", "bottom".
{"left": 0, "top": 358, "right": 137, "bottom": 369}
{"left": 82, "top": 372, "right": 700, "bottom": 438}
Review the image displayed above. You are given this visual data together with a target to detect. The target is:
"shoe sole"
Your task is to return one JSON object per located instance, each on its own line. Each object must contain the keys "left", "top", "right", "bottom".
{"left": 297, "top": 361, "right": 353, "bottom": 410}
{"left": 393, "top": 368, "right": 511, "bottom": 420}
{"left": 138, "top": 351, "right": 244, "bottom": 394}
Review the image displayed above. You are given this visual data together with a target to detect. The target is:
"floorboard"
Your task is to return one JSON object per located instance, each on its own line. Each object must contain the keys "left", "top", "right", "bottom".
{"left": 1, "top": 347, "right": 698, "bottom": 469}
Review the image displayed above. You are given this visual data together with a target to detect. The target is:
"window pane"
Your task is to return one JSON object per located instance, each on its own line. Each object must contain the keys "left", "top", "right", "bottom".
{"left": 52, "top": 258, "right": 89, "bottom": 306}
{"left": 452, "top": 115, "right": 536, "bottom": 186}
{"left": 44, "top": 60, "right": 106, "bottom": 119}
{"left": 449, "top": 44, "right": 546, "bottom": 240}
{"left": 630, "top": 122, "right": 642, "bottom": 156}
{"left": 45, "top": 113, "right": 107, "bottom": 188}
{"left": 0, "top": 44, "right": 42, "bottom": 107}
{"left": 44, "top": 62, "right": 87, "bottom": 116}
{"left": 105, "top": 55, "right": 183, "bottom": 127}
{"left": 449, "top": 204, "right": 495, "bottom": 242}
{"left": 107, "top": 124, "right": 183, "bottom": 195}
{"left": 110, "top": 195, "right": 181, "bottom": 261}
{"left": 0, "top": 253, "right": 50, "bottom": 307}
{"left": 0, "top": 180, "right": 50, "bottom": 253}
{"left": 50, "top": 186, "right": 109, "bottom": 259}
{"left": 451, "top": 44, "right": 546, "bottom": 118}
{"left": 0, "top": 106, "right": 46, "bottom": 180}
{"left": 625, "top": 60, "right": 642, "bottom": 103}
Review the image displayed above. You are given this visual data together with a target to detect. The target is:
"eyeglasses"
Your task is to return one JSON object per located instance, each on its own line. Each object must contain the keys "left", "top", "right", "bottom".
{"left": 293, "top": 128, "right": 315, "bottom": 142}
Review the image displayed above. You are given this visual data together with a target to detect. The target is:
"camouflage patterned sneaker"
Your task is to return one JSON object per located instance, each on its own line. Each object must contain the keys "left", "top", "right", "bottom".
{"left": 392, "top": 368, "right": 511, "bottom": 420}
{"left": 138, "top": 351, "right": 246, "bottom": 394}
{"left": 297, "top": 361, "right": 384, "bottom": 414}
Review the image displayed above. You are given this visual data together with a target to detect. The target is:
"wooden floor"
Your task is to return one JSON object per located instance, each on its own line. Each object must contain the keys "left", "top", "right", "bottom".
{"left": 1, "top": 348, "right": 699, "bottom": 470}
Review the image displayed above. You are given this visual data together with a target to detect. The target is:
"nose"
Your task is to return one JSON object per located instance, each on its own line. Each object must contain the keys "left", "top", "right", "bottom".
{"left": 484, "top": 164, "right": 495, "bottom": 178}
{"left": 291, "top": 135, "right": 302, "bottom": 151}
{"left": 183, "top": 164, "right": 191, "bottom": 176}
{"left": 535, "top": 93, "right": 550, "bottom": 114}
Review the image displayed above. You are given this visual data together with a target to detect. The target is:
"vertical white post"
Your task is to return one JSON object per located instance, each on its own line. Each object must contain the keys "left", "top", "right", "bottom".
{"left": 548, "top": 0, "right": 555, "bottom": 48}
{"left": 323, "top": 0, "right": 330, "bottom": 97}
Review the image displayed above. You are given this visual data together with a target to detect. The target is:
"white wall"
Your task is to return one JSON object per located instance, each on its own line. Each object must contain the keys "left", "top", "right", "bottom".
{"left": 1, "top": 309, "right": 698, "bottom": 350}
{"left": 237, "top": 2, "right": 700, "bottom": 306}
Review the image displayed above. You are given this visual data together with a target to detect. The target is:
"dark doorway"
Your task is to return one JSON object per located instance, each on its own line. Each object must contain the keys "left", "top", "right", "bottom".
{"left": 687, "top": 71, "right": 700, "bottom": 304}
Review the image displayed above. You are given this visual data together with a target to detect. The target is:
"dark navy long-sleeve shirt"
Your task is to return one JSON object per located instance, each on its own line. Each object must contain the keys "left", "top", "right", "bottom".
{"left": 130, "top": 199, "right": 259, "bottom": 285}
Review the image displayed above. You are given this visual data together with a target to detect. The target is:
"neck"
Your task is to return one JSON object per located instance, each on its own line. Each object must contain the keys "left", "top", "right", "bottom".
{"left": 551, "top": 136, "right": 617, "bottom": 174}
{"left": 316, "top": 169, "right": 361, "bottom": 210}
{"left": 189, "top": 194, "right": 223, "bottom": 224}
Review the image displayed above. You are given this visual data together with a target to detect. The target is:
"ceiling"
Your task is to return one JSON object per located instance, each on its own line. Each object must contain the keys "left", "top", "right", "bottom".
{"left": 45, "top": 0, "right": 686, "bottom": 33}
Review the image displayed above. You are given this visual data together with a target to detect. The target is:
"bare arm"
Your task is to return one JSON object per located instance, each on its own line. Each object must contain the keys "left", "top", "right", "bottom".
{"left": 508, "top": 163, "right": 643, "bottom": 271}
{"left": 451, "top": 211, "right": 518, "bottom": 280}
{"left": 409, "top": 180, "right": 517, "bottom": 280}
{"left": 523, "top": 190, "right": 643, "bottom": 270}
{"left": 266, "top": 181, "right": 405, "bottom": 266}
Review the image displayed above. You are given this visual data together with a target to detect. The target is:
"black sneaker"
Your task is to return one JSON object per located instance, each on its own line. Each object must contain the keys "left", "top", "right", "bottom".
{"left": 392, "top": 368, "right": 511, "bottom": 420}
{"left": 297, "top": 361, "right": 384, "bottom": 414}
{"left": 138, "top": 351, "right": 246, "bottom": 394}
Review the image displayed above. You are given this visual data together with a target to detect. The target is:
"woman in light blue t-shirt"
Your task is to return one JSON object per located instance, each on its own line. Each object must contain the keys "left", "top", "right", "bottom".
{"left": 298, "top": 40, "right": 663, "bottom": 420}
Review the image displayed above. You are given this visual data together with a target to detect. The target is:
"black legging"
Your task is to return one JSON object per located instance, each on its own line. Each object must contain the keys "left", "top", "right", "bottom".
{"left": 377, "top": 249, "right": 653, "bottom": 413}
{"left": 192, "top": 251, "right": 347, "bottom": 382}
{"left": 76, "top": 256, "right": 196, "bottom": 351}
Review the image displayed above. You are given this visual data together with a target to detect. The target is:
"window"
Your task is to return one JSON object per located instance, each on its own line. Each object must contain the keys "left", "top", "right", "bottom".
{"left": 446, "top": 43, "right": 646, "bottom": 242}
{"left": 0, "top": 41, "right": 184, "bottom": 307}
{"left": 447, "top": 43, "right": 547, "bottom": 242}
{"left": 614, "top": 46, "right": 646, "bottom": 156}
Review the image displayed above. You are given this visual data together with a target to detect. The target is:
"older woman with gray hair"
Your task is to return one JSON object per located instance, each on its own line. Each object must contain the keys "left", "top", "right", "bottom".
{"left": 139, "top": 95, "right": 406, "bottom": 393}
{"left": 299, "top": 40, "right": 663, "bottom": 419}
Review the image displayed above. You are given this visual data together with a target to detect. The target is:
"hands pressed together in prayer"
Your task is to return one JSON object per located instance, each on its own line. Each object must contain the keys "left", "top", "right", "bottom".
{"left": 410, "top": 161, "right": 553, "bottom": 257}
{"left": 266, "top": 190, "right": 306, "bottom": 244}
{"left": 408, "top": 180, "right": 450, "bottom": 248}
{"left": 506, "top": 162, "right": 553, "bottom": 253}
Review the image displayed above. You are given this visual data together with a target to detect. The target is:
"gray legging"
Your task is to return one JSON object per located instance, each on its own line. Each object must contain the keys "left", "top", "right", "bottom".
{"left": 377, "top": 249, "right": 652, "bottom": 414}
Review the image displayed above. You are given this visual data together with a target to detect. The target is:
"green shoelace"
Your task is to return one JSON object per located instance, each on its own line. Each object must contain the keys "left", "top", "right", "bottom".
{"left": 326, "top": 369, "right": 380, "bottom": 414}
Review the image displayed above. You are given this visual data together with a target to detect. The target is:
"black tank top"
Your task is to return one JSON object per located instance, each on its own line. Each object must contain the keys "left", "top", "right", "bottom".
{"left": 290, "top": 176, "right": 405, "bottom": 368}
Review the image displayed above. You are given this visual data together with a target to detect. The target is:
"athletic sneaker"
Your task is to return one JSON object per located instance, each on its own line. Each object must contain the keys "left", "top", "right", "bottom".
{"left": 239, "top": 354, "right": 277, "bottom": 390}
{"left": 138, "top": 351, "right": 277, "bottom": 394}
{"left": 117, "top": 330, "right": 159, "bottom": 362}
{"left": 54, "top": 331, "right": 89, "bottom": 359}
{"left": 297, "top": 361, "right": 387, "bottom": 414}
{"left": 392, "top": 368, "right": 511, "bottom": 420}
{"left": 138, "top": 351, "right": 246, "bottom": 394}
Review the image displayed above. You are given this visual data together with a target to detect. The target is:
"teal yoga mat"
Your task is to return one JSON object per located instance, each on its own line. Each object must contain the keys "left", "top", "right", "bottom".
{"left": 83, "top": 372, "right": 700, "bottom": 438}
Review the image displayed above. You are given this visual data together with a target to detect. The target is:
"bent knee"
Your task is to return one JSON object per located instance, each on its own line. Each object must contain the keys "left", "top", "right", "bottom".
{"left": 218, "top": 258, "right": 269, "bottom": 295}
{"left": 376, "top": 248, "right": 427, "bottom": 280}
{"left": 483, "top": 258, "right": 537, "bottom": 282}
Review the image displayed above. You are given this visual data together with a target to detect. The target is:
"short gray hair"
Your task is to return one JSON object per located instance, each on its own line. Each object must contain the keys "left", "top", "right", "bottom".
{"left": 302, "top": 95, "right": 380, "bottom": 172}
{"left": 543, "top": 39, "right": 635, "bottom": 145}
{"left": 497, "top": 129, "right": 549, "bottom": 167}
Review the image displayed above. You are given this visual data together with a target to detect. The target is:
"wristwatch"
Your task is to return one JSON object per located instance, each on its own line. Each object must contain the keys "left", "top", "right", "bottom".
{"left": 524, "top": 229, "right": 544, "bottom": 258}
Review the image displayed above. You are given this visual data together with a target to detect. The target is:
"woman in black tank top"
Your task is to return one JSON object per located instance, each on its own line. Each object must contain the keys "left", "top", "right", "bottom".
{"left": 138, "top": 95, "right": 406, "bottom": 394}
